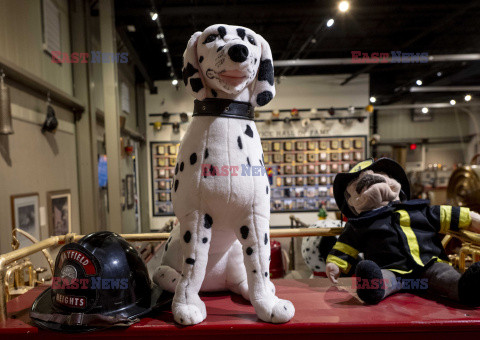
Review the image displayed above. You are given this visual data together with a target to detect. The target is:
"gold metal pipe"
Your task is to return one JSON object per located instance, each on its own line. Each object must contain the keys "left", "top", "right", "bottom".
{"left": 12, "top": 229, "right": 54, "bottom": 274}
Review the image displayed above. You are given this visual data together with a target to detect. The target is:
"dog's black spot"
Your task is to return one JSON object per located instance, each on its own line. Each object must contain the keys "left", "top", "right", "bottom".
{"left": 254, "top": 58, "right": 258, "bottom": 64}
{"left": 266, "top": 186, "right": 269, "bottom": 194}
{"left": 190, "top": 152, "right": 197, "bottom": 165}
{"left": 180, "top": 162, "right": 184, "bottom": 171}
{"left": 265, "top": 272, "right": 268, "bottom": 277}
{"left": 174, "top": 180, "right": 179, "bottom": 192}
{"left": 204, "top": 148, "right": 209, "bottom": 159}
{"left": 236, "top": 28, "right": 246, "bottom": 40}
{"left": 175, "top": 163, "right": 179, "bottom": 174}
{"left": 180, "top": 318, "right": 184, "bottom": 323}
{"left": 245, "top": 125, "right": 254, "bottom": 138}
{"left": 237, "top": 136, "right": 243, "bottom": 149}
{"left": 306, "top": 248, "right": 310, "bottom": 251}
{"left": 172, "top": 278, "right": 176, "bottom": 282}
{"left": 315, "top": 265, "right": 320, "bottom": 269}
{"left": 247, "top": 157, "right": 250, "bottom": 166}
{"left": 246, "top": 247, "right": 253, "bottom": 255}
{"left": 256, "top": 91, "right": 273, "bottom": 106}
{"left": 258, "top": 59, "right": 274, "bottom": 86}
{"left": 284, "top": 306, "right": 287, "bottom": 311}
{"left": 204, "top": 214, "right": 213, "bottom": 228}
{"left": 253, "top": 270, "right": 257, "bottom": 273}
{"left": 186, "top": 258, "right": 195, "bottom": 265}
{"left": 182, "top": 62, "right": 198, "bottom": 86}
{"left": 203, "top": 166, "right": 208, "bottom": 178}
{"left": 217, "top": 45, "right": 224, "bottom": 52}
{"left": 211, "top": 89, "right": 217, "bottom": 97}
{"left": 240, "top": 225, "right": 249, "bottom": 239}
{"left": 190, "top": 78, "right": 204, "bottom": 93}
{"left": 264, "top": 233, "right": 268, "bottom": 245}
{"left": 202, "top": 237, "right": 208, "bottom": 243}
{"left": 199, "top": 56, "right": 204, "bottom": 63}
{"left": 218, "top": 26, "right": 227, "bottom": 39}
{"left": 183, "top": 231, "right": 191, "bottom": 243}
{"left": 210, "top": 164, "right": 217, "bottom": 176}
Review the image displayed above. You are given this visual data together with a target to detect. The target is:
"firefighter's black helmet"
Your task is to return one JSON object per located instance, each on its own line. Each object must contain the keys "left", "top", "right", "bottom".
{"left": 30, "top": 231, "right": 170, "bottom": 332}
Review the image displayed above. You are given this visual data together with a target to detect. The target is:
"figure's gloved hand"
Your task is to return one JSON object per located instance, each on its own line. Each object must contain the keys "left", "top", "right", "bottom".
{"left": 469, "top": 211, "right": 480, "bottom": 234}
{"left": 326, "top": 262, "right": 340, "bottom": 284}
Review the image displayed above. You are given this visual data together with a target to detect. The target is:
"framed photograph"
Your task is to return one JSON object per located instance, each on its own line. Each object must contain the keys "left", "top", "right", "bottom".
{"left": 47, "top": 190, "right": 72, "bottom": 236}
{"left": 121, "top": 179, "right": 126, "bottom": 211}
{"left": 11, "top": 193, "right": 40, "bottom": 240}
{"left": 126, "top": 175, "right": 134, "bottom": 209}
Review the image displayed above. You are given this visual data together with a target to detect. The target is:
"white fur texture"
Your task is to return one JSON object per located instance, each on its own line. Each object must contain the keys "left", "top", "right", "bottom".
{"left": 154, "top": 24, "right": 294, "bottom": 326}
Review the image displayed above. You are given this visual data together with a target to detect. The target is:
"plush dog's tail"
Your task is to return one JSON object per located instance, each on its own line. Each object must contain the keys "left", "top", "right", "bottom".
{"left": 153, "top": 265, "right": 182, "bottom": 293}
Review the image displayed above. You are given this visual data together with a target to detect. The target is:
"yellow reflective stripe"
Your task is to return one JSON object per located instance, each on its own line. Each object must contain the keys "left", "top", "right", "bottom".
{"left": 432, "top": 256, "right": 451, "bottom": 265}
{"left": 388, "top": 268, "right": 413, "bottom": 275}
{"left": 332, "top": 242, "right": 359, "bottom": 259}
{"left": 440, "top": 205, "right": 452, "bottom": 234}
{"left": 459, "top": 207, "right": 472, "bottom": 229}
{"left": 396, "top": 210, "right": 424, "bottom": 267}
{"left": 326, "top": 254, "right": 351, "bottom": 274}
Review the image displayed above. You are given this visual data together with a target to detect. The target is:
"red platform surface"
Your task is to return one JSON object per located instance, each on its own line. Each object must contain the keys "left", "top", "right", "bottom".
{"left": 2, "top": 278, "right": 480, "bottom": 340}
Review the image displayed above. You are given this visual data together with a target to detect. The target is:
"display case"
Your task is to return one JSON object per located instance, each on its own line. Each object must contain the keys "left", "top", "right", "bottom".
{"left": 264, "top": 136, "right": 367, "bottom": 213}
{"left": 150, "top": 141, "right": 180, "bottom": 216}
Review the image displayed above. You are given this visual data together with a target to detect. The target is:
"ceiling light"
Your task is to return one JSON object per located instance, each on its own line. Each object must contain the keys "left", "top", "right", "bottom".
{"left": 416, "top": 79, "right": 422, "bottom": 86}
{"left": 421, "top": 107, "right": 429, "bottom": 114}
{"left": 326, "top": 19, "right": 334, "bottom": 27}
{"left": 170, "top": 72, "right": 174, "bottom": 77}
{"left": 450, "top": 99, "right": 456, "bottom": 105}
{"left": 437, "top": 71, "right": 442, "bottom": 77}
{"left": 162, "top": 47, "right": 168, "bottom": 53}
{"left": 167, "top": 61, "right": 172, "bottom": 67}
{"left": 127, "top": 25, "right": 136, "bottom": 32}
{"left": 156, "top": 33, "right": 164, "bottom": 39}
{"left": 465, "top": 94, "right": 472, "bottom": 102}
{"left": 338, "top": 1, "right": 349, "bottom": 12}
{"left": 172, "top": 79, "right": 178, "bottom": 86}
{"left": 369, "top": 96, "right": 376, "bottom": 103}
{"left": 150, "top": 12, "right": 158, "bottom": 21}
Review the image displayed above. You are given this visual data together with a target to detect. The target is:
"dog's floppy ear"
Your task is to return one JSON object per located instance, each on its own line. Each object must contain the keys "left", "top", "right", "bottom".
{"left": 182, "top": 32, "right": 207, "bottom": 100}
{"left": 250, "top": 34, "right": 275, "bottom": 107}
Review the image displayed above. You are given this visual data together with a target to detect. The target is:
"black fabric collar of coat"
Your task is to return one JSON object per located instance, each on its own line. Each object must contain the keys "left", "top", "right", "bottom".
{"left": 193, "top": 99, "right": 254, "bottom": 120}
{"left": 348, "top": 199, "right": 430, "bottom": 224}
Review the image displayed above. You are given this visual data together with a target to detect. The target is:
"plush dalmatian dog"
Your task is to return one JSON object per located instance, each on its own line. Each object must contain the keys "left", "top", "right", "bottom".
{"left": 301, "top": 220, "right": 344, "bottom": 277}
{"left": 153, "top": 24, "right": 295, "bottom": 325}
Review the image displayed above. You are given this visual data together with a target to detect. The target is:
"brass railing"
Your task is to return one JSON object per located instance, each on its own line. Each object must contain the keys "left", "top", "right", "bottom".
{"left": 1, "top": 222, "right": 479, "bottom": 324}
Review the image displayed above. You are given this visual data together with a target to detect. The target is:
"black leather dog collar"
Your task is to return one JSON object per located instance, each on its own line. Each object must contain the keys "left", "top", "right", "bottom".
{"left": 193, "top": 99, "right": 254, "bottom": 120}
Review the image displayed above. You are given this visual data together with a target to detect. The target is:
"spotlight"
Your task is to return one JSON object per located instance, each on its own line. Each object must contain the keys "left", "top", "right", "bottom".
{"left": 421, "top": 107, "right": 429, "bottom": 114}
{"left": 416, "top": 79, "right": 422, "bottom": 86}
{"left": 156, "top": 33, "right": 164, "bottom": 39}
{"left": 127, "top": 25, "right": 136, "bottom": 32}
{"left": 369, "top": 96, "right": 376, "bottom": 103}
{"left": 465, "top": 94, "right": 472, "bottom": 102}
{"left": 172, "top": 79, "right": 178, "bottom": 86}
{"left": 326, "top": 19, "right": 334, "bottom": 27}
{"left": 167, "top": 61, "right": 172, "bottom": 67}
{"left": 150, "top": 12, "right": 158, "bottom": 21}
{"left": 450, "top": 99, "right": 456, "bottom": 105}
{"left": 338, "top": 1, "right": 349, "bottom": 12}
{"left": 162, "top": 47, "right": 168, "bottom": 53}
{"left": 437, "top": 71, "right": 442, "bottom": 77}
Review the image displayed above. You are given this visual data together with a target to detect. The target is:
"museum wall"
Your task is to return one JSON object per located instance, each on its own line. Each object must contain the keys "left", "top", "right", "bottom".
{"left": 0, "top": 0, "right": 80, "bottom": 256}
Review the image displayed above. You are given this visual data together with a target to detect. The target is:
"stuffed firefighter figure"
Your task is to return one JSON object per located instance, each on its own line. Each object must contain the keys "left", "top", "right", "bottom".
{"left": 326, "top": 158, "right": 480, "bottom": 306}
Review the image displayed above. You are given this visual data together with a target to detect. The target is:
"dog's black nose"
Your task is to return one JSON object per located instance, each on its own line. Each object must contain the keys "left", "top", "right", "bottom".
{"left": 228, "top": 44, "right": 249, "bottom": 63}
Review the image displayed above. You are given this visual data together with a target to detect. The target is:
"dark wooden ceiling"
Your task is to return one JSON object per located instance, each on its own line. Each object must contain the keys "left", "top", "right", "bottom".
{"left": 113, "top": 0, "right": 480, "bottom": 104}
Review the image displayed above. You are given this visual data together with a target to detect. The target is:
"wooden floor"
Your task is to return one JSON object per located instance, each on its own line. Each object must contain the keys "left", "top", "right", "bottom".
{"left": 2, "top": 278, "right": 480, "bottom": 339}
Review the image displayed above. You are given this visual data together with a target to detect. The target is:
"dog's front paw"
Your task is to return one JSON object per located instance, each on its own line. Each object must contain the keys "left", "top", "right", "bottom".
{"left": 253, "top": 296, "right": 295, "bottom": 324}
{"left": 172, "top": 296, "right": 207, "bottom": 325}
